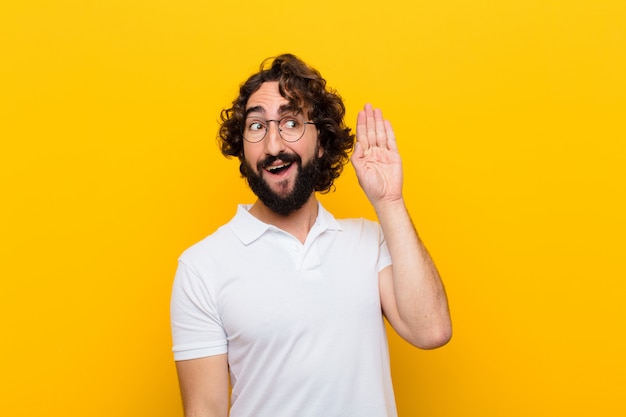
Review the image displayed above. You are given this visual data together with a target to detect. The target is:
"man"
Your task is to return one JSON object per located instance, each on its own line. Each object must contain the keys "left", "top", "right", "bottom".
{"left": 170, "top": 53, "right": 452, "bottom": 417}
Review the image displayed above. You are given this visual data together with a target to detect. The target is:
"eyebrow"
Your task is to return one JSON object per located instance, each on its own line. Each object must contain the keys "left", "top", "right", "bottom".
{"left": 244, "top": 104, "right": 302, "bottom": 118}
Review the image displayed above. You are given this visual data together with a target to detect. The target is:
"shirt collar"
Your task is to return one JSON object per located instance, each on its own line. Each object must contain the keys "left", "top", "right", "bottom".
{"left": 228, "top": 202, "right": 342, "bottom": 245}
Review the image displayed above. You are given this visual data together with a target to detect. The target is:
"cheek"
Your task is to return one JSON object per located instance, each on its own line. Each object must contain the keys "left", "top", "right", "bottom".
{"left": 242, "top": 145, "right": 260, "bottom": 162}
{"left": 241, "top": 150, "right": 258, "bottom": 174}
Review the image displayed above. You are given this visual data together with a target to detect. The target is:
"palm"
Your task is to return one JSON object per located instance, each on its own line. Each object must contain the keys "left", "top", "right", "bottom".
{"left": 351, "top": 104, "right": 404, "bottom": 205}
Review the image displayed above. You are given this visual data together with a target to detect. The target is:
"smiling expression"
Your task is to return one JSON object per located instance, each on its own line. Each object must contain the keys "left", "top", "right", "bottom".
{"left": 242, "top": 82, "right": 323, "bottom": 215}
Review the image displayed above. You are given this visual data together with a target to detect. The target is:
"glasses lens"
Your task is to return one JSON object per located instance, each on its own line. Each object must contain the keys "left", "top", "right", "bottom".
{"left": 279, "top": 116, "right": 305, "bottom": 142}
{"left": 243, "top": 115, "right": 308, "bottom": 143}
{"left": 243, "top": 120, "right": 265, "bottom": 143}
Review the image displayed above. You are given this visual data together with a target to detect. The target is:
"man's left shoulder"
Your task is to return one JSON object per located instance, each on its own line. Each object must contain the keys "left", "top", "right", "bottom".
{"left": 317, "top": 204, "right": 380, "bottom": 236}
{"left": 335, "top": 217, "right": 383, "bottom": 238}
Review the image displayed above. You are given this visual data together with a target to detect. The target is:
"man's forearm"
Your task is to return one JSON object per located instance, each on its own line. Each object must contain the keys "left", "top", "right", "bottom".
{"left": 376, "top": 198, "right": 452, "bottom": 348}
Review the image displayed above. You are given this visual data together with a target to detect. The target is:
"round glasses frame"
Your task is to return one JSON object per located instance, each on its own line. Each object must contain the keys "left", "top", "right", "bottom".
{"left": 243, "top": 115, "right": 316, "bottom": 143}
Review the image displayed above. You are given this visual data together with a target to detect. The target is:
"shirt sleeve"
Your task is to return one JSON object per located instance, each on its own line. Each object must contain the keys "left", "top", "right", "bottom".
{"left": 170, "top": 259, "right": 228, "bottom": 361}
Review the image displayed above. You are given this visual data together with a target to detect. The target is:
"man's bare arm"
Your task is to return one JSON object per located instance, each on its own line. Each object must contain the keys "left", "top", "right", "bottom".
{"left": 175, "top": 354, "right": 229, "bottom": 417}
{"left": 351, "top": 104, "right": 452, "bottom": 349}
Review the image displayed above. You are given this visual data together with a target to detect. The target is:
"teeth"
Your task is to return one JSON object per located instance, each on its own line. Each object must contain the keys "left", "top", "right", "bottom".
{"left": 267, "top": 163, "right": 290, "bottom": 172}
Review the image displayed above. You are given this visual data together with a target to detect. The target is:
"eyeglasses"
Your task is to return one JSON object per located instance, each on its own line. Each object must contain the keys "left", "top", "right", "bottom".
{"left": 243, "top": 114, "right": 316, "bottom": 143}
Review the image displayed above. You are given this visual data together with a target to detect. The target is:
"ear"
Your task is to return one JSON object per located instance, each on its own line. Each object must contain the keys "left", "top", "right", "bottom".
{"left": 316, "top": 128, "right": 324, "bottom": 157}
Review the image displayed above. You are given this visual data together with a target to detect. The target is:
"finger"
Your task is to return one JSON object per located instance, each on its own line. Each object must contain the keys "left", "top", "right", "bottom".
{"left": 374, "top": 107, "right": 388, "bottom": 149}
{"left": 356, "top": 108, "right": 368, "bottom": 151}
{"left": 365, "top": 103, "right": 377, "bottom": 148}
{"left": 384, "top": 120, "right": 398, "bottom": 152}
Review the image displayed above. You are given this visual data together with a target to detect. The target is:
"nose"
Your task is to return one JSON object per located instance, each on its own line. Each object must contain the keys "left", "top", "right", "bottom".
{"left": 263, "top": 120, "right": 286, "bottom": 155}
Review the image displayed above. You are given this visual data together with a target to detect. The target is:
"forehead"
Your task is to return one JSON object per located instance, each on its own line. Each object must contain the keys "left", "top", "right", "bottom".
{"left": 245, "top": 82, "right": 287, "bottom": 113}
{"left": 245, "top": 81, "right": 310, "bottom": 119}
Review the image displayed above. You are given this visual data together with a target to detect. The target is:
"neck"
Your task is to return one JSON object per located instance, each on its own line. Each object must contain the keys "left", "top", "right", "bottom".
{"left": 249, "top": 194, "right": 319, "bottom": 244}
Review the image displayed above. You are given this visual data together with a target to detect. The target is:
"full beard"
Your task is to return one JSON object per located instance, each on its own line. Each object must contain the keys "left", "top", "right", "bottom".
{"left": 243, "top": 152, "right": 320, "bottom": 216}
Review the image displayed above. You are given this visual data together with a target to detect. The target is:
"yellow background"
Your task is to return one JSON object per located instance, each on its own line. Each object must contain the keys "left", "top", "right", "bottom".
{"left": 1, "top": 0, "right": 625, "bottom": 416}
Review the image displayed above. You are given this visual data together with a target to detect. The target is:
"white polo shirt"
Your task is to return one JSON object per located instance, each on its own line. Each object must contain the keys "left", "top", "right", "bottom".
{"left": 171, "top": 203, "right": 397, "bottom": 417}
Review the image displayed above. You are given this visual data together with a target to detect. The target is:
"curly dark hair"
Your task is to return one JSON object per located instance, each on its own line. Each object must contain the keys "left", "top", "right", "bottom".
{"left": 218, "top": 53, "right": 355, "bottom": 194}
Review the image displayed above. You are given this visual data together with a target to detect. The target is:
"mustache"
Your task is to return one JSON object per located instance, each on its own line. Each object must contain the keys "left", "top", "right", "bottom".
{"left": 258, "top": 152, "right": 301, "bottom": 170}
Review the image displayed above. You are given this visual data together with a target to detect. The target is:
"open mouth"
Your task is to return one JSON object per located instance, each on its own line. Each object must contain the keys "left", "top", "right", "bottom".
{"left": 265, "top": 162, "right": 293, "bottom": 175}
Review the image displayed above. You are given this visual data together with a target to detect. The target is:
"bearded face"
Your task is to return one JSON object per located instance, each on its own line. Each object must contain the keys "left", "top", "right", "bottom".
{"left": 242, "top": 150, "right": 321, "bottom": 216}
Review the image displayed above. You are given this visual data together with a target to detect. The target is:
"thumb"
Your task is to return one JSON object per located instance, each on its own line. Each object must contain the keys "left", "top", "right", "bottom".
{"left": 352, "top": 141, "right": 364, "bottom": 160}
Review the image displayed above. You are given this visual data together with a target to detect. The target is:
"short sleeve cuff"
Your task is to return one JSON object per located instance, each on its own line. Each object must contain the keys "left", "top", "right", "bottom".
{"left": 172, "top": 341, "right": 228, "bottom": 361}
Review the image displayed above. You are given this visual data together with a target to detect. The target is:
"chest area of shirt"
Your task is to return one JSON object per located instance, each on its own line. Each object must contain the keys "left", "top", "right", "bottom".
{"left": 215, "top": 234, "right": 382, "bottom": 343}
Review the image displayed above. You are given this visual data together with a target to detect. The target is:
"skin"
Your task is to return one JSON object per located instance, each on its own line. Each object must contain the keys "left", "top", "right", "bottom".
{"left": 352, "top": 104, "right": 452, "bottom": 349}
{"left": 243, "top": 81, "right": 324, "bottom": 243}
{"left": 176, "top": 81, "right": 452, "bottom": 417}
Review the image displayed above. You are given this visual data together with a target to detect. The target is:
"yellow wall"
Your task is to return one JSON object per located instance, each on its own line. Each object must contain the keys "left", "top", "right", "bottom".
{"left": 1, "top": 1, "right": 624, "bottom": 416}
